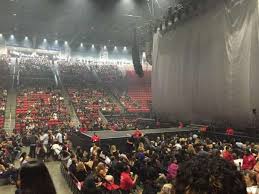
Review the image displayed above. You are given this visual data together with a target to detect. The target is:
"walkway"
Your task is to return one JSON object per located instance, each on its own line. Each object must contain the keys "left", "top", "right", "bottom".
{"left": 0, "top": 161, "right": 72, "bottom": 194}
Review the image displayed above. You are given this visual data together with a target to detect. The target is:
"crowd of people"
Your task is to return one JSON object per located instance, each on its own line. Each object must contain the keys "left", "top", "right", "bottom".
{"left": 92, "top": 64, "right": 124, "bottom": 83}
{"left": 63, "top": 131, "right": 259, "bottom": 194}
{"left": 15, "top": 88, "right": 70, "bottom": 133}
{"left": 0, "top": 89, "right": 7, "bottom": 129}
{"left": 2, "top": 126, "right": 259, "bottom": 194}
{"left": 0, "top": 56, "right": 9, "bottom": 129}
{"left": 69, "top": 88, "right": 121, "bottom": 131}
{"left": 18, "top": 56, "right": 53, "bottom": 77}
{"left": 58, "top": 60, "right": 98, "bottom": 86}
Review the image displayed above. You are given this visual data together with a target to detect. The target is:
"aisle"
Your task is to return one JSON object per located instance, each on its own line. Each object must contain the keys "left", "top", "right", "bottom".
{"left": 0, "top": 161, "right": 72, "bottom": 194}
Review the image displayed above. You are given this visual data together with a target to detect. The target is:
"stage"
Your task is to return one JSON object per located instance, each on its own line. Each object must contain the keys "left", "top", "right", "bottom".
{"left": 68, "top": 127, "right": 198, "bottom": 152}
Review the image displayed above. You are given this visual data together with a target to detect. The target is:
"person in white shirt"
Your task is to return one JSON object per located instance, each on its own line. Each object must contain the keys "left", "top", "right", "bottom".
{"left": 40, "top": 132, "right": 49, "bottom": 151}
{"left": 56, "top": 131, "right": 63, "bottom": 144}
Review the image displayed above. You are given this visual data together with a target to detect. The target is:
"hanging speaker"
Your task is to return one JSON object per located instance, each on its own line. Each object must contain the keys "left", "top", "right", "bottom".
{"left": 132, "top": 28, "right": 143, "bottom": 77}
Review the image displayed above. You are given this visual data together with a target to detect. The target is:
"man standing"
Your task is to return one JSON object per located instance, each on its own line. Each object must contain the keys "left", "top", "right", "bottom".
{"left": 91, "top": 133, "right": 100, "bottom": 143}
{"left": 56, "top": 130, "right": 63, "bottom": 144}
{"left": 28, "top": 132, "right": 38, "bottom": 158}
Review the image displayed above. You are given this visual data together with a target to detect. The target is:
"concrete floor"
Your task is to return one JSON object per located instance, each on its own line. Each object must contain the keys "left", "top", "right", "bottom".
{"left": 0, "top": 161, "right": 72, "bottom": 194}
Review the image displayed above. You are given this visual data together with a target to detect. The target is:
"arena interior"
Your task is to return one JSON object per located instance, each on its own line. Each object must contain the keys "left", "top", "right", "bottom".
{"left": 0, "top": 0, "right": 259, "bottom": 194}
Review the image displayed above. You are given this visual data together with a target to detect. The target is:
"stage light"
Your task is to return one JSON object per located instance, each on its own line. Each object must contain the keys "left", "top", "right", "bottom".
{"left": 114, "top": 46, "right": 117, "bottom": 50}
{"left": 10, "top": 34, "right": 14, "bottom": 39}
{"left": 43, "top": 38, "right": 47, "bottom": 42}
{"left": 92, "top": 44, "right": 94, "bottom": 48}
{"left": 80, "top": 43, "right": 83, "bottom": 47}
{"left": 123, "top": 46, "right": 127, "bottom": 51}
{"left": 0, "top": 34, "right": 2, "bottom": 38}
{"left": 54, "top": 40, "right": 58, "bottom": 44}
{"left": 104, "top": 45, "right": 107, "bottom": 49}
{"left": 25, "top": 36, "right": 28, "bottom": 40}
{"left": 64, "top": 41, "right": 68, "bottom": 45}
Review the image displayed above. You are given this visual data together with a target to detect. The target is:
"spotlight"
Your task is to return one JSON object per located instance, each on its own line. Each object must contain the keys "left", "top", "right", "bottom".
{"left": 123, "top": 46, "right": 127, "bottom": 51}
{"left": 25, "top": 36, "right": 28, "bottom": 40}
{"left": 104, "top": 45, "right": 107, "bottom": 49}
{"left": 80, "top": 43, "right": 83, "bottom": 47}
{"left": 0, "top": 34, "right": 2, "bottom": 38}
{"left": 114, "top": 46, "right": 117, "bottom": 50}
{"left": 92, "top": 44, "right": 94, "bottom": 48}
{"left": 64, "top": 41, "right": 68, "bottom": 45}
{"left": 43, "top": 38, "right": 47, "bottom": 42}
{"left": 54, "top": 40, "right": 58, "bottom": 44}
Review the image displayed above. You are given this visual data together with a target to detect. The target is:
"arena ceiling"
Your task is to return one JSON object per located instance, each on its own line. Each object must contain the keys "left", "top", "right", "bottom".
{"left": 0, "top": 0, "right": 173, "bottom": 47}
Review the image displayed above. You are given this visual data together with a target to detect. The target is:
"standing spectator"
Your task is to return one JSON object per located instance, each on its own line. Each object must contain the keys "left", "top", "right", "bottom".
{"left": 166, "top": 157, "right": 178, "bottom": 181}
{"left": 28, "top": 132, "right": 38, "bottom": 158}
{"left": 55, "top": 130, "right": 63, "bottom": 144}
{"left": 222, "top": 146, "right": 234, "bottom": 162}
{"left": 91, "top": 133, "right": 100, "bottom": 143}
{"left": 120, "top": 165, "right": 138, "bottom": 194}
{"left": 242, "top": 149, "right": 256, "bottom": 170}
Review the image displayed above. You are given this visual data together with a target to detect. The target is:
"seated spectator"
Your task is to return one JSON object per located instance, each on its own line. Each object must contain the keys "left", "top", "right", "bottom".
{"left": 103, "top": 175, "right": 120, "bottom": 192}
{"left": 75, "top": 162, "right": 87, "bottom": 182}
{"left": 82, "top": 162, "right": 108, "bottom": 194}
{"left": 175, "top": 155, "right": 247, "bottom": 194}
{"left": 17, "top": 160, "right": 56, "bottom": 194}
{"left": 159, "top": 183, "right": 174, "bottom": 194}
{"left": 0, "top": 163, "right": 17, "bottom": 184}
{"left": 244, "top": 170, "right": 258, "bottom": 194}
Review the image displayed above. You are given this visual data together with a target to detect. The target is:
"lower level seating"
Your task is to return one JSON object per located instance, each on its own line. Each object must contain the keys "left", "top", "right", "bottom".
{"left": 15, "top": 88, "right": 69, "bottom": 132}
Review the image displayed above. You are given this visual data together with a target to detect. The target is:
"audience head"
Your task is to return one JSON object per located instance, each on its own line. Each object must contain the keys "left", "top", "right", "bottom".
{"left": 19, "top": 160, "right": 56, "bottom": 194}
{"left": 175, "top": 155, "right": 247, "bottom": 194}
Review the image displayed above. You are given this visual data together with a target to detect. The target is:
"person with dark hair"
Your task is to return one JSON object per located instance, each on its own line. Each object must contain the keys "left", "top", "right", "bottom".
{"left": 222, "top": 146, "right": 234, "bottom": 162}
{"left": 91, "top": 133, "right": 100, "bottom": 144}
{"left": 175, "top": 155, "right": 247, "bottom": 194}
{"left": 82, "top": 162, "right": 107, "bottom": 194}
{"left": 120, "top": 165, "right": 138, "bottom": 194}
{"left": 242, "top": 149, "right": 256, "bottom": 170}
{"left": 28, "top": 132, "right": 38, "bottom": 158}
{"left": 17, "top": 160, "right": 56, "bottom": 194}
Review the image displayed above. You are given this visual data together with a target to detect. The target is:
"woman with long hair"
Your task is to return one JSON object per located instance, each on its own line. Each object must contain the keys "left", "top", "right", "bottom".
{"left": 17, "top": 160, "right": 56, "bottom": 194}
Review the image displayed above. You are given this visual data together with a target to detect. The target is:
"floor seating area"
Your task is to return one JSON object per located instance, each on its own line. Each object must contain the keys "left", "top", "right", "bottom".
{"left": 15, "top": 88, "right": 69, "bottom": 132}
{"left": 68, "top": 88, "right": 120, "bottom": 129}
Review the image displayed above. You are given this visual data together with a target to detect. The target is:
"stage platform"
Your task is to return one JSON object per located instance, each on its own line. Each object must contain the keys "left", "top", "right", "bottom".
{"left": 84, "top": 127, "right": 195, "bottom": 139}
{"left": 68, "top": 127, "right": 198, "bottom": 152}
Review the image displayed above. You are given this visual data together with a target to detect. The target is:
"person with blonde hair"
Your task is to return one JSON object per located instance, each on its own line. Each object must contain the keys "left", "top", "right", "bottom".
{"left": 160, "top": 183, "right": 174, "bottom": 194}
{"left": 75, "top": 162, "right": 87, "bottom": 182}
